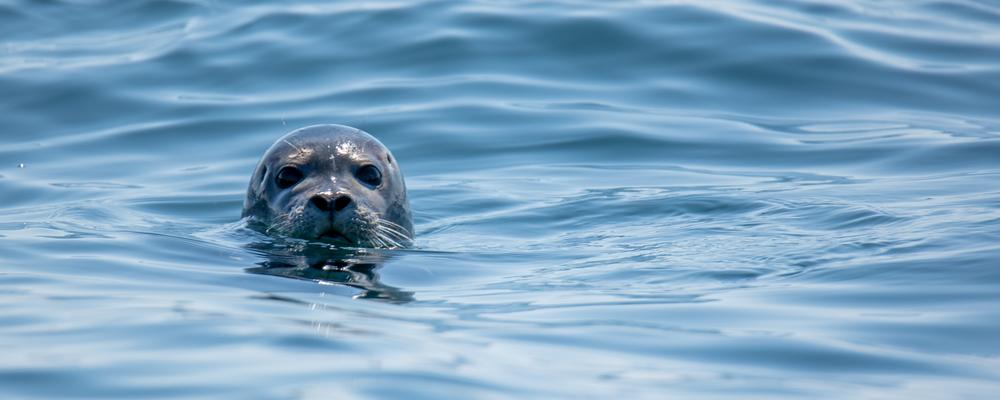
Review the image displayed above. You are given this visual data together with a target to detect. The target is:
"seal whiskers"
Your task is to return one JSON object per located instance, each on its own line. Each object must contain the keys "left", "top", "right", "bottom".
{"left": 372, "top": 219, "right": 412, "bottom": 249}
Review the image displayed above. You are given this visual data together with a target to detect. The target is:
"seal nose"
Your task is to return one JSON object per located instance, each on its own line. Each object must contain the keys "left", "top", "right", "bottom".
{"left": 310, "top": 193, "right": 352, "bottom": 212}
{"left": 333, "top": 195, "right": 352, "bottom": 211}
{"left": 310, "top": 194, "right": 333, "bottom": 212}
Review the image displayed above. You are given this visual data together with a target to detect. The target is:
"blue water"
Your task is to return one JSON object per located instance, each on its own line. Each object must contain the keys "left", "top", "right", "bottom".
{"left": 2, "top": 0, "right": 1000, "bottom": 398}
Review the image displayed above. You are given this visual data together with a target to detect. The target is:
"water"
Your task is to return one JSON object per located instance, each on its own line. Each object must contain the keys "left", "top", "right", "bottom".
{"left": 2, "top": 0, "right": 1000, "bottom": 398}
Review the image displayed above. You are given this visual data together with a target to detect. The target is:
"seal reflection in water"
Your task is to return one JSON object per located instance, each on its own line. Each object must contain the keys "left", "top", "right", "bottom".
{"left": 245, "top": 243, "right": 414, "bottom": 304}
{"left": 243, "top": 124, "right": 413, "bottom": 248}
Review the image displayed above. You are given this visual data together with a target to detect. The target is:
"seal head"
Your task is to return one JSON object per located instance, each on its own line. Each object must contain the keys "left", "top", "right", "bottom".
{"left": 242, "top": 124, "right": 412, "bottom": 248}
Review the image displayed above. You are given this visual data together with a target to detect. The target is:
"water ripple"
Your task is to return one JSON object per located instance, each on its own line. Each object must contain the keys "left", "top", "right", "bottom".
{"left": 2, "top": 0, "right": 1000, "bottom": 398}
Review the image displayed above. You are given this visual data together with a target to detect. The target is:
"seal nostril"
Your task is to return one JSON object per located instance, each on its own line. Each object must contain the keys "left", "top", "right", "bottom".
{"left": 333, "top": 195, "right": 352, "bottom": 211}
{"left": 310, "top": 195, "right": 332, "bottom": 212}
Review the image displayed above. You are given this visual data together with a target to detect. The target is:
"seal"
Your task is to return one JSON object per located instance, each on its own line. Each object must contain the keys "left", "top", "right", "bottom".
{"left": 242, "top": 124, "right": 413, "bottom": 248}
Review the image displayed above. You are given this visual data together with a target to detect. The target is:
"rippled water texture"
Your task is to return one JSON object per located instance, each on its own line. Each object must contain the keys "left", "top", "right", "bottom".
{"left": 2, "top": 0, "right": 1000, "bottom": 398}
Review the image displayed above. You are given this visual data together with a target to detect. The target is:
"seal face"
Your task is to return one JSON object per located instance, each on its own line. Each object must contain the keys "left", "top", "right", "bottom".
{"left": 242, "top": 124, "right": 413, "bottom": 248}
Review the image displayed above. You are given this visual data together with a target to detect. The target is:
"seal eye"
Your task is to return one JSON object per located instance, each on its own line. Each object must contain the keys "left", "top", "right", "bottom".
{"left": 275, "top": 166, "right": 304, "bottom": 189}
{"left": 355, "top": 164, "right": 382, "bottom": 187}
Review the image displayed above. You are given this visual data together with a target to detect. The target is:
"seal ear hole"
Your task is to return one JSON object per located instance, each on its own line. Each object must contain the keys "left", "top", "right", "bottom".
{"left": 275, "top": 166, "right": 304, "bottom": 189}
{"left": 386, "top": 154, "right": 393, "bottom": 165}
{"left": 258, "top": 166, "right": 268, "bottom": 186}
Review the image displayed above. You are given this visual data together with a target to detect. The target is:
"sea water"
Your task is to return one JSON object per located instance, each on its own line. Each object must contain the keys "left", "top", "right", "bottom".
{"left": 1, "top": 1, "right": 999, "bottom": 398}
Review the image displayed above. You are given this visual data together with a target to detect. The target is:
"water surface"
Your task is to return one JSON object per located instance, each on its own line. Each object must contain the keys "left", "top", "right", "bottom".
{"left": 2, "top": 0, "right": 1000, "bottom": 398}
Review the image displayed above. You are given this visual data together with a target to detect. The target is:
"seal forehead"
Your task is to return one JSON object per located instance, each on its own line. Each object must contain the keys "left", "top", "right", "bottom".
{"left": 279, "top": 137, "right": 378, "bottom": 166}
{"left": 279, "top": 139, "right": 315, "bottom": 160}
{"left": 337, "top": 140, "right": 361, "bottom": 159}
